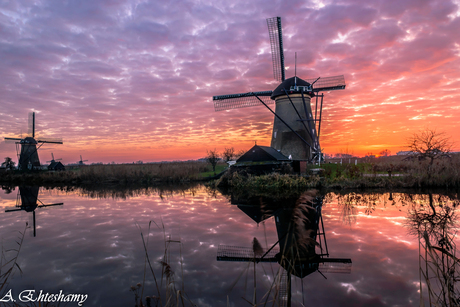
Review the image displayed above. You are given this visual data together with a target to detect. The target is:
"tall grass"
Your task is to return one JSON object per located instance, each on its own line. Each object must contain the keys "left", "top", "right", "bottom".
{"left": 133, "top": 221, "right": 193, "bottom": 307}
{"left": 1, "top": 224, "right": 26, "bottom": 299}
{"left": 0, "top": 162, "right": 209, "bottom": 186}
{"left": 213, "top": 171, "right": 321, "bottom": 197}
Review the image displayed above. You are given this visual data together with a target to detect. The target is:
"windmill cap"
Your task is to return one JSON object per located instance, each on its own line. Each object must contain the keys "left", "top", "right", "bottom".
{"left": 270, "top": 76, "right": 314, "bottom": 100}
{"left": 21, "top": 137, "right": 38, "bottom": 144}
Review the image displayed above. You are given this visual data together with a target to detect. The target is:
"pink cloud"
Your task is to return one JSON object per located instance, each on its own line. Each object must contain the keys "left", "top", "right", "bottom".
{"left": 0, "top": 0, "right": 459, "bottom": 163}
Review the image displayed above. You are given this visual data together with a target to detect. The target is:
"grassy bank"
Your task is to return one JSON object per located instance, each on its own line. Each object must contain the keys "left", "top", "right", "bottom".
{"left": 0, "top": 162, "right": 227, "bottom": 186}
{"left": 2, "top": 155, "right": 459, "bottom": 191}
{"left": 212, "top": 154, "right": 460, "bottom": 192}
{"left": 322, "top": 154, "right": 460, "bottom": 189}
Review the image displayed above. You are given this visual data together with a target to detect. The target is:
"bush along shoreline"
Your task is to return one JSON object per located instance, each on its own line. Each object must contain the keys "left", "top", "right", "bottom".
{"left": 210, "top": 156, "right": 460, "bottom": 192}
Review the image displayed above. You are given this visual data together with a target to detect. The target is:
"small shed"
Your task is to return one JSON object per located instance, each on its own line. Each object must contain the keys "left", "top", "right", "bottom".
{"left": 48, "top": 161, "right": 65, "bottom": 171}
{"left": 237, "top": 145, "right": 290, "bottom": 163}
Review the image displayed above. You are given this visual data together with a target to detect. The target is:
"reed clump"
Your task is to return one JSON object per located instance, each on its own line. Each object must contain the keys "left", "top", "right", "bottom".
{"left": 133, "top": 221, "right": 192, "bottom": 307}
{"left": 321, "top": 154, "right": 460, "bottom": 189}
{"left": 1, "top": 224, "right": 27, "bottom": 298}
{"left": 214, "top": 169, "right": 321, "bottom": 194}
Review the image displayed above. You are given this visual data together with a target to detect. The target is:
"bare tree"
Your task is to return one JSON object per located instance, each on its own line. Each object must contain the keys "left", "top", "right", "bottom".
{"left": 379, "top": 149, "right": 391, "bottom": 157}
{"left": 235, "top": 149, "right": 246, "bottom": 160}
{"left": 222, "top": 147, "right": 235, "bottom": 162}
{"left": 206, "top": 149, "right": 220, "bottom": 174}
{"left": 407, "top": 128, "right": 452, "bottom": 166}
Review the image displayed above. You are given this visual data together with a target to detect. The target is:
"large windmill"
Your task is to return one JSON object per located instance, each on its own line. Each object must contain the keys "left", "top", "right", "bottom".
{"left": 217, "top": 192, "right": 352, "bottom": 306}
{"left": 213, "top": 17, "right": 346, "bottom": 162}
{"left": 4, "top": 112, "right": 63, "bottom": 170}
{"left": 5, "top": 186, "right": 63, "bottom": 237}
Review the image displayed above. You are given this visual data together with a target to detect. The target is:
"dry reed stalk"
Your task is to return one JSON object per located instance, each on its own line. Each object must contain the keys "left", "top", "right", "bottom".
{"left": 135, "top": 221, "right": 194, "bottom": 307}
{"left": 420, "top": 230, "right": 460, "bottom": 306}
{"left": 137, "top": 222, "right": 162, "bottom": 306}
{"left": 0, "top": 223, "right": 27, "bottom": 294}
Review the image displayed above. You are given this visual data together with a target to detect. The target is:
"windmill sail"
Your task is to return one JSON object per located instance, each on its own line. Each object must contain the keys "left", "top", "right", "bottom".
{"left": 306, "top": 75, "right": 346, "bottom": 92}
{"left": 212, "top": 75, "right": 346, "bottom": 112}
{"left": 217, "top": 245, "right": 279, "bottom": 262}
{"left": 267, "top": 17, "right": 285, "bottom": 82}
{"left": 318, "top": 260, "right": 353, "bottom": 273}
{"left": 4, "top": 186, "right": 64, "bottom": 237}
{"left": 28, "top": 112, "right": 35, "bottom": 138}
{"left": 213, "top": 91, "right": 273, "bottom": 111}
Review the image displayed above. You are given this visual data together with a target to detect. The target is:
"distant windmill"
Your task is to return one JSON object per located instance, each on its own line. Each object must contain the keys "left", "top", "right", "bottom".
{"left": 77, "top": 155, "right": 88, "bottom": 165}
{"left": 5, "top": 186, "right": 63, "bottom": 237}
{"left": 46, "top": 152, "right": 62, "bottom": 164}
{"left": 47, "top": 152, "right": 65, "bottom": 171}
{"left": 4, "top": 112, "right": 63, "bottom": 170}
{"left": 217, "top": 192, "right": 352, "bottom": 306}
{"left": 213, "top": 17, "right": 346, "bottom": 162}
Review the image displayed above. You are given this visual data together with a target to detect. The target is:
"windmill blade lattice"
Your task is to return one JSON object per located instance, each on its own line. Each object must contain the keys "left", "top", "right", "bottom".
{"left": 306, "top": 75, "right": 346, "bottom": 92}
{"left": 217, "top": 245, "right": 279, "bottom": 262}
{"left": 318, "top": 260, "right": 353, "bottom": 273}
{"left": 213, "top": 91, "right": 273, "bottom": 111}
{"left": 35, "top": 138, "right": 63, "bottom": 144}
{"left": 267, "top": 17, "right": 285, "bottom": 82}
{"left": 28, "top": 112, "right": 35, "bottom": 137}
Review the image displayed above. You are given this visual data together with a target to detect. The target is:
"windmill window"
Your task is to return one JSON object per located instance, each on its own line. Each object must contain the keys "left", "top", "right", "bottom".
{"left": 290, "top": 86, "right": 310, "bottom": 91}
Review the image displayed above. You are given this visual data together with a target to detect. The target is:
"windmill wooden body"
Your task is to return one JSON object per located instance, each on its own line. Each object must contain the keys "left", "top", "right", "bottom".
{"left": 5, "top": 186, "right": 63, "bottom": 237}
{"left": 217, "top": 192, "right": 352, "bottom": 306}
{"left": 4, "top": 113, "right": 63, "bottom": 170}
{"left": 213, "top": 17, "right": 346, "bottom": 162}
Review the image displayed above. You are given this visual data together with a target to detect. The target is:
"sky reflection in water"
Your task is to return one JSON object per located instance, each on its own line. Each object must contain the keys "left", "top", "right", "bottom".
{"left": 0, "top": 186, "right": 457, "bottom": 306}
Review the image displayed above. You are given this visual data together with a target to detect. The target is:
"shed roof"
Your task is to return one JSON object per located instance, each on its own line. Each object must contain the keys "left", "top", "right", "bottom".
{"left": 48, "top": 161, "right": 65, "bottom": 170}
{"left": 236, "top": 145, "right": 290, "bottom": 163}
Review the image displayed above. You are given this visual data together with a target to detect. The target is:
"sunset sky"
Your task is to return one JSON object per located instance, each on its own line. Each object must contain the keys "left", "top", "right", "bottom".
{"left": 1, "top": 0, "right": 459, "bottom": 164}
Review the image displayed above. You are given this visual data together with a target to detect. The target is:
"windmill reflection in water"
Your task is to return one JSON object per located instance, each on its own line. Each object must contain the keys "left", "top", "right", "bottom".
{"left": 217, "top": 190, "right": 352, "bottom": 306}
{"left": 4, "top": 112, "right": 63, "bottom": 171}
{"left": 4, "top": 186, "right": 63, "bottom": 237}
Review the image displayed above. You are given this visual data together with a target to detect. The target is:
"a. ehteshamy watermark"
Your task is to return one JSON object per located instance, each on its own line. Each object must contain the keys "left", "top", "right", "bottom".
{"left": 1, "top": 289, "right": 88, "bottom": 306}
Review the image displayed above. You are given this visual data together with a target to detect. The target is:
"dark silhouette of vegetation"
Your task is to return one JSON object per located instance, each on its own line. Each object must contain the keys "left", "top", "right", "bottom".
{"left": 379, "top": 149, "right": 391, "bottom": 157}
{"left": 405, "top": 193, "right": 460, "bottom": 306}
{"left": 0, "top": 162, "right": 209, "bottom": 186}
{"left": 1, "top": 157, "right": 15, "bottom": 170}
{"left": 222, "top": 147, "right": 235, "bottom": 162}
{"left": 235, "top": 149, "right": 246, "bottom": 159}
{"left": 133, "top": 221, "right": 193, "bottom": 307}
{"left": 206, "top": 149, "right": 220, "bottom": 174}
{"left": 407, "top": 128, "right": 453, "bottom": 173}
{"left": 1, "top": 224, "right": 27, "bottom": 297}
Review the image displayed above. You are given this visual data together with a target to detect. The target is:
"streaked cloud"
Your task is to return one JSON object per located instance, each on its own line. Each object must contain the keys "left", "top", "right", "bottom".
{"left": 0, "top": 0, "right": 459, "bottom": 163}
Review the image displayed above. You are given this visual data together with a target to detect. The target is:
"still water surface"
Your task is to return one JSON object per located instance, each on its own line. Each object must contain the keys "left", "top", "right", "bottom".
{"left": 0, "top": 185, "right": 458, "bottom": 306}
